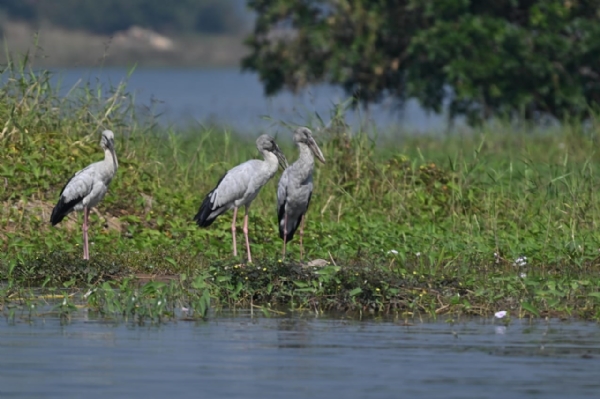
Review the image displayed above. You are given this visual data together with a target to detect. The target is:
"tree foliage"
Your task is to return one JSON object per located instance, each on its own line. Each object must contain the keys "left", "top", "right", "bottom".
{"left": 0, "top": 0, "right": 245, "bottom": 35}
{"left": 243, "top": 0, "right": 600, "bottom": 124}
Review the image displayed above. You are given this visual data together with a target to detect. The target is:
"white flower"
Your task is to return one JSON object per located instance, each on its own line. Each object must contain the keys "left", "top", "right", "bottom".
{"left": 416, "top": 252, "right": 421, "bottom": 257}
{"left": 495, "top": 310, "right": 507, "bottom": 319}
{"left": 513, "top": 256, "right": 527, "bottom": 267}
{"left": 387, "top": 249, "right": 399, "bottom": 255}
{"left": 157, "top": 300, "right": 162, "bottom": 306}
{"left": 520, "top": 273, "right": 527, "bottom": 278}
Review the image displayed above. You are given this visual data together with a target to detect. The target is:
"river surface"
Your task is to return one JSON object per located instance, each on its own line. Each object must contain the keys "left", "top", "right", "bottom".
{"left": 48, "top": 67, "right": 447, "bottom": 133}
{"left": 1, "top": 312, "right": 599, "bottom": 399}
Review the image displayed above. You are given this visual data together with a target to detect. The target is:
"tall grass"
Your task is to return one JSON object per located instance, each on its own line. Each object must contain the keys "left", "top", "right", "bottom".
{"left": 2, "top": 60, "right": 600, "bottom": 319}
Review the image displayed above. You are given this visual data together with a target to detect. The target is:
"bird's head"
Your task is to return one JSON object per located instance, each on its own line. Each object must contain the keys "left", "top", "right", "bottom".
{"left": 101, "top": 130, "right": 115, "bottom": 151}
{"left": 256, "top": 134, "right": 289, "bottom": 170}
{"left": 293, "top": 127, "right": 326, "bottom": 164}
{"left": 101, "top": 130, "right": 118, "bottom": 169}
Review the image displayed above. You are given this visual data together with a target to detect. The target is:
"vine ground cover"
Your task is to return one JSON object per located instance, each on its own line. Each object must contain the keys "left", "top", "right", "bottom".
{"left": 2, "top": 62, "right": 600, "bottom": 322}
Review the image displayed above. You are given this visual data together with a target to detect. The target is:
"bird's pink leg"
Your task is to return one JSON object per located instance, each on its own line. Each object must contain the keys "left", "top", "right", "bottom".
{"left": 282, "top": 213, "right": 288, "bottom": 259}
{"left": 243, "top": 206, "right": 252, "bottom": 263}
{"left": 299, "top": 214, "right": 306, "bottom": 260}
{"left": 83, "top": 207, "right": 90, "bottom": 261}
{"left": 231, "top": 207, "right": 238, "bottom": 257}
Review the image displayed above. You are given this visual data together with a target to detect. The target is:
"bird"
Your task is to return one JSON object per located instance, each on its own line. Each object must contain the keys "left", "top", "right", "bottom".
{"left": 277, "top": 127, "right": 326, "bottom": 259}
{"left": 194, "top": 134, "right": 288, "bottom": 263}
{"left": 50, "top": 130, "right": 119, "bottom": 261}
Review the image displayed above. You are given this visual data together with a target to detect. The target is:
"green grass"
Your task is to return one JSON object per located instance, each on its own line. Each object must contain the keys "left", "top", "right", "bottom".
{"left": 2, "top": 59, "right": 600, "bottom": 322}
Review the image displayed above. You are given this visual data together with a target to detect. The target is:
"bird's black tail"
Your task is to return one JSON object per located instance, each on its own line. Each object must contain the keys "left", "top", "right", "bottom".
{"left": 194, "top": 174, "right": 230, "bottom": 227}
{"left": 193, "top": 192, "right": 220, "bottom": 227}
{"left": 278, "top": 202, "right": 302, "bottom": 242}
{"left": 50, "top": 195, "right": 78, "bottom": 226}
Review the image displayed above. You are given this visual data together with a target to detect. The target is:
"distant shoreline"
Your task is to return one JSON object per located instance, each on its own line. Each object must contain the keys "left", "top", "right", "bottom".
{"left": 0, "top": 21, "right": 248, "bottom": 68}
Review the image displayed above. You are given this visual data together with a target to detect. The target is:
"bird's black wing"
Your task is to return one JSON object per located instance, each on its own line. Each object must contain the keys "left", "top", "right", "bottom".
{"left": 50, "top": 167, "right": 94, "bottom": 226}
{"left": 194, "top": 173, "right": 227, "bottom": 227}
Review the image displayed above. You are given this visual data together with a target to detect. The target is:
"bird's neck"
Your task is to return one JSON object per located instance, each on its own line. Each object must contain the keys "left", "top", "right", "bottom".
{"left": 297, "top": 143, "right": 315, "bottom": 169}
{"left": 290, "top": 143, "right": 315, "bottom": 182}
{"left": 261, "top": 150, "right": 280, "bottom": 175}
{"left": 104, "top": 148, "right": 118, "bottom": 172}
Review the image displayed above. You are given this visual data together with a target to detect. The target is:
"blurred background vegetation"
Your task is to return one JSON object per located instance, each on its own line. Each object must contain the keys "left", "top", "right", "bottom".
{"left": 0, "top": 0, "right": 248, "bottom": 35}
{"left": 243, "top": 0, "right": 600, "bottom": 125}
{"left": 0, "top": 0, "right": 250, "bottom": 67}
{"left": 1, "top": 0, "right": 600, "bottom": 125}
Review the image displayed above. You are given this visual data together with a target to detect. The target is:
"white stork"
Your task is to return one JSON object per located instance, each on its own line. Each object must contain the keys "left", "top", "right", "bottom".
{"left": 277, "top": 127, "right": 325, "bottom": 259}
{"left": 50, "top": 130, "right": 118, "bottom": 260}
{"left": 194, "top": 134, "right": 288, "bottom": 263}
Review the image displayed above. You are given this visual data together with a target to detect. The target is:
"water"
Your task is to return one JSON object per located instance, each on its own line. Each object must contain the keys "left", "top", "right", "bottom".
{"left": 49, "top": 67, "right": 448, "bottom": 133}
{"left": 1, "top": 314, "right": 599, "bottom": 398}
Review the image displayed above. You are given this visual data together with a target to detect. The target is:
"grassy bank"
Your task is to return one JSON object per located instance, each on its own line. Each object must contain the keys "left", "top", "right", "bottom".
{"left": 2, "top": 64, "right": 600, "bottom": 323}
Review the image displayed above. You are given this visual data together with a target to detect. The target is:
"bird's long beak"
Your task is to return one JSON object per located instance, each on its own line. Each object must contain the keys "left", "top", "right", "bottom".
{"left": 273, "top": 146, "right": 289, "bottom": 170}
{"left": 108, "top": 139, "right": 118, "bottom": 170}
{"left": 308, "top": 137, "right": 326, "bottom": 164}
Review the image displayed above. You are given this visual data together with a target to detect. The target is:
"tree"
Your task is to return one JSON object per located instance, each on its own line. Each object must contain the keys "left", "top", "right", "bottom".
{"left": 242, "top": 0, "right": 600, "bottom": 124}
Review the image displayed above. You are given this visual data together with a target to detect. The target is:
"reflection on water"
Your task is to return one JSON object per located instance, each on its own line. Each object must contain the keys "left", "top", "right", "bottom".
{"left": 1, "top": 314, "right": 599, "bottom": 399}
{"left": 49, "top": 67, "right": 448, "bottom": 134}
